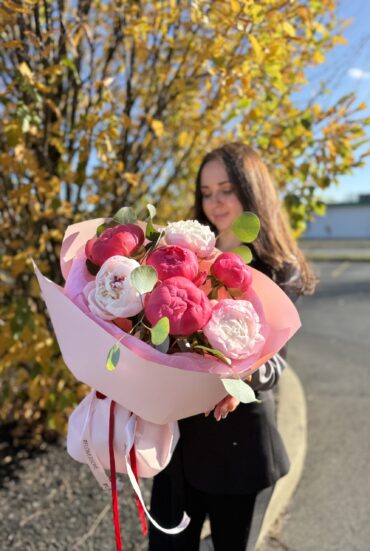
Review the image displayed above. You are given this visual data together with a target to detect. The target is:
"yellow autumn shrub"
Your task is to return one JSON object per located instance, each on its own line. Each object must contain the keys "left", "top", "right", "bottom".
{"left": 0, "top": 0, "right": 369, "bottom": 438}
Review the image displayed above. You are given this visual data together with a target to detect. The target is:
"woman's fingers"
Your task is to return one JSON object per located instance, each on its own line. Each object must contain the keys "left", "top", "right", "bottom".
{"left": 213, "top": 395, "right": 240, "bottom": 421}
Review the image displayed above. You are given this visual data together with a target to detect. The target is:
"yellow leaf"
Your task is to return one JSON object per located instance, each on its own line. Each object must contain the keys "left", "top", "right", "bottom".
{"left": 332, "top": 35, "right": 348, "bottom": 45}
{"left": 122, "top": 114, "right": 132, "bottom": 127}
{"left": 328, "top": 140, "right": 336, "bottom": 157}
{"left": 3, "top": 40, "right": 23, "bottom": 49}
{"left": 312, "top": 103, "right": 321, "bottom": 117}
{"left": 151, "top": 120, "right": 164, "bottom": 137}
{"left": 3, "top": 0, "right": 31, "bottom": 13}
{"left": 271, "top": 137, "right": 285, "bottom": 149}
{"left": 87, "top": 194, "right": 100, "bottom": 205}
{"left": 178, "top": 131, "right": 192, "bottom": 148}
{"left": 313, "top": 51, "right": 325, "bottom": 64}
{"left": 314, "top": 22, "right": 326, "bottom": 35}
{"left": 249, "top": 35, "right": 263, "bottom": 63}
{"left": 283, "top": 21, "right": 296, "bottom": 38}
{"left": 45, "top": 99, "right": 62, "bottom": 119}
{"left": 72, "top": 26, "right": 86, "bottom": 48}
{"left": 35, "top": 81, "right": 53, "bottom": 94}
{"left": 357, "top": 102, "right": 367, "bottom": 111}
{"left": 230, "top": 0, "right": 240, "bottom": 14}
{"left": 18, "top": 62, "right": 33, "bottom": 81}
{"left": 124, "top": 172, "right": 140, "bottom": 187}
{"left": 297, "top": 6, "right": 311, "bottom": 23}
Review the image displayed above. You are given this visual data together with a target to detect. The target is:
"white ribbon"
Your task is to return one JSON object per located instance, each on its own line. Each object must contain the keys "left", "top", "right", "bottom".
{"left": 83, "top": 393, "right": 190, "bottom": 534}
{"left": 123, "top": 415, "right": 191, "bottom": 535}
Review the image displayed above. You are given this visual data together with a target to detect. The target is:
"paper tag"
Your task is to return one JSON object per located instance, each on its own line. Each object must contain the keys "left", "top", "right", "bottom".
{"left": 81, "top": 393, "right": 111, "bottom": 491}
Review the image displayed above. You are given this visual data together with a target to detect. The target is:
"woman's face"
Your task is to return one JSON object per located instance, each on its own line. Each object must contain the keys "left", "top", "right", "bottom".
{"left": 200, "top": 159, "right": 244, "bottom": 233}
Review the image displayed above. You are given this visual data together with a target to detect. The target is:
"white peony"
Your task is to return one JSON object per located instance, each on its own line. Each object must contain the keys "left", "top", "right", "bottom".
{"left": 83, "top": 255, "right": 143, "bottom": 320}
{"left": 164, "top": 220, "right": 216, "bottom": 258}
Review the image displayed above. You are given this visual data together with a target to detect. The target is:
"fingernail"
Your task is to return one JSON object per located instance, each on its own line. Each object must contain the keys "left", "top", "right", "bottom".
{"left": 215, "top": 414, "right": 221, "bottom": 422}
{"left": 222, "top": 412, "right": 228, "bottom": 419}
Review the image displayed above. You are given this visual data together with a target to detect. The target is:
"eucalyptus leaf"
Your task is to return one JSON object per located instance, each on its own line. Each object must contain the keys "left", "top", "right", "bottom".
{"left": 194, "top": 345, "right": 231, "bottom": 365}
{"left": 96, "top": 223, "right": 106, "bottom": 237}
{"left": 130, "top": 265, "right": 158, "bottom": 294}
{"left": 106, "top": 343, "right": 120, "bottom": 371}
{"left": 113, "top": 206, "right": 137, "bottom": 225}
{"left": 221, "top": 378, "right": 260, "bottom": 404}
{"left": 231, "top": 245, "right": 253, "bottom": 264}
{"left": 96, "top": 220, "right": 116, "bottom": 237}
{"left": 151, "top": 317, "right": 170, "bottom": 346}
{"left": 231, "top": 212, "right": 260, "bottom": 243}
{"left": 146, "top": 217, "right": 161, "bottom": 241}
{"left": 146, "top": 204, "right": 156, "bottom": 219}
{"left": 155, "top": 335, "right": 170, "bottom": 353}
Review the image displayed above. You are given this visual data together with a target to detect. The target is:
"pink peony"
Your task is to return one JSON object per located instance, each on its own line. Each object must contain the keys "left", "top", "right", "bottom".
{"left": 203, "top": 299, "right": 265, "bottom": 360}
{"left": 85, "top": 224, "right": 144, "bottom": 266}
{"left": 145, "top": 276, "right": 212, "bottom": 336}
{"left": 146, "top": 246, "right": 199, "bottom": 282}
{"left": 212, "top": 252, "right": 252, "bottom": 292}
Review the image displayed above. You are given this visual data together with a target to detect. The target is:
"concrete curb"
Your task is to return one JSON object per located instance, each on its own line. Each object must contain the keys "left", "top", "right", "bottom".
{"left": 256, "top": 366, "right": 307, "bottom": 549}
{"left": 200, "top": 366, "right": 307, "bottom": 548}
{"left": 304, "top": 252, "right": 370, "bottom": 262}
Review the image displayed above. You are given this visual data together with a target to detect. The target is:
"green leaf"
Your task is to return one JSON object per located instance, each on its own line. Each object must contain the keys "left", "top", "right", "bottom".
{"left": 96, "top": 220, "right": 116, "bottom": 237}
{"left": 130, "top": 265, "right": 158, "bottom": 294}
{"left": 86, "top": 258, "right": 100, "bottom": 276}
{"left": 151, "top": 317, "right": 170, "bottom": 346}
{"left": 106, "top": 344, "right": 120, "bottom": 371}
{"left": 221, "top": 378, "right": 260, "bottom": 403}
{"left": 146, "top": 217, "right": 160, "bottom": 241}
{"left": 231, "top": 212, "right": 260, "bottom": 243}
{"left": 113, "top": 206, "right": 137, "bottom": 225}
{"left": 231, "top": 245, "right": 253, "bottom": 264}
{"left": 96, "top": 224, "right": 106, "bottom": 237}
{"left": 146, "top": 204, "right": 156, "bottom": 219}
{"left": 313, "top": 201, "right": 326, "bottom": 216}
{"left": 155, "top": 335, "right": 170, "bottom": 353}
{"left": 193, "top": 345, "right": 232, "bottom": 365}
{"left": 61, "top": 57, "right": 81, "bottom": 84}
{"left": 301, "top": 117, "right": 312, "bottom": 130}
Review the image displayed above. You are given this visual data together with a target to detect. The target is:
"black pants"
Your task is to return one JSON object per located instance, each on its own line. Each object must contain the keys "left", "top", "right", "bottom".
{"left": 148, "top": 475, "right": 273, "bottom": 551}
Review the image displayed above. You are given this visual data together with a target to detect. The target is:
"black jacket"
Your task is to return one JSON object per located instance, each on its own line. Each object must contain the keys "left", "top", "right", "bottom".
{"left": 177, "top": 260, "right": 300, "bottom": 494}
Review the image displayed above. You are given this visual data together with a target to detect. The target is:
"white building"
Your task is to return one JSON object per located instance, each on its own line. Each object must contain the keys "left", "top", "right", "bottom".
{"left": 303, "top": 195, "right": 370, "bottom": 240}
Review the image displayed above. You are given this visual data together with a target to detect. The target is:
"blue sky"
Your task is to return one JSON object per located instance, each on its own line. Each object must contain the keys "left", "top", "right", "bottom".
{"left": 300, "top": 0, "right": 370, "bottom": 203}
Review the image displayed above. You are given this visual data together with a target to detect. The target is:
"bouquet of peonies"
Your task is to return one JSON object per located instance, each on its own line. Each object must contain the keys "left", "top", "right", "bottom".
{"left": 33, "top": 205, "right": 301, "bottom": 544}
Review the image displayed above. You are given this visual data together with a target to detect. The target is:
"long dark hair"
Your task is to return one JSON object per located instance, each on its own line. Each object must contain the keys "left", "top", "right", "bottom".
{"left": 194, "top": 142, "right": 316, "bottom": 295}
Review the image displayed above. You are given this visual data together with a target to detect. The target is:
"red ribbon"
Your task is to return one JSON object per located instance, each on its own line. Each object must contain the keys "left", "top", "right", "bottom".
{"left": 109, "top": 400, "right": 123, "bottom": 551}
{"left": 129, "top": 444, "right": 148, "bottom": 536}
{"left": 108, "top": 402, "right": 148, "bottom": 551}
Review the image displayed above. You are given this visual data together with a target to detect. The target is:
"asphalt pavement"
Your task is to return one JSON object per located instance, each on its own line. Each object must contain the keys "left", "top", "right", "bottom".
{"left": 261, "top": 261, "right": 370, "bottom": 551}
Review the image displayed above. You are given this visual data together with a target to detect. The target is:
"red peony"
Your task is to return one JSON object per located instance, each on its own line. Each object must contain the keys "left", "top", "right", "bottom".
{"left": 146, "top": 245, "right": 199, "bottom": 282}
{"left": 212, "top": 252, "right": 252, "bottom": 292}
{"left": 144, "top": 276, "right": 212, "bottom": 336}
{"left": 85, "top": 224, "right": 144, "bottom": 266}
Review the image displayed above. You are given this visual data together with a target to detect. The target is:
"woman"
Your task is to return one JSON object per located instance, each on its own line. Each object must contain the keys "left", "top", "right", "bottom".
{"left": 149, "top": 142, "right": 316, "bottom": 551}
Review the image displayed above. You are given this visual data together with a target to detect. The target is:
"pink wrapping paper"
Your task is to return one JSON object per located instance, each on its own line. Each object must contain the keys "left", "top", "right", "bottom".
{"left": 33, "top": 218, "right": 301, "bottom": 424}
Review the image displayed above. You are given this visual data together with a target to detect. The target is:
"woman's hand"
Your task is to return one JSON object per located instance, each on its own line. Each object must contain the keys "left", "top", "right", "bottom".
{"left": 206, "top": 394, "right": 240, "bottom": 421}
{"left": 204, "top": 376, "right": 252, "bottom": 421}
